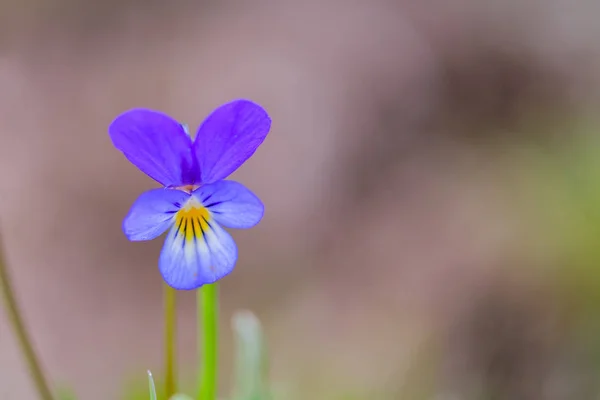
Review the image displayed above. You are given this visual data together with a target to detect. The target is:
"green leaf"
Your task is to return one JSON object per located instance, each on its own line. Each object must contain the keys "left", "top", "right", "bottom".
{"left": 169, "top": 394, "right": 194, "bottom": 400}
{"left": 148, "top": 371, "right": 157, "bottom": 400}
{"left": 231, "top": 310, "right": 271, "bottom": 400}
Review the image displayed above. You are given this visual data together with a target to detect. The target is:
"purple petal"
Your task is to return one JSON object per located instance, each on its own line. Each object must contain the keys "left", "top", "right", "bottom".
{"left": 159, "top": 213, "right": 237, "bottom": 290}
{"left": 109, "top": 109, "right": 199, "bottom": 187}
{"left": 193, "top": 180, "right": 264, "bottom": 229}
{"left": 193, "top": 100, "right": 271, "bottom": 183}
{"left": 123, "top": 188, "right": 191, "bottom": 241}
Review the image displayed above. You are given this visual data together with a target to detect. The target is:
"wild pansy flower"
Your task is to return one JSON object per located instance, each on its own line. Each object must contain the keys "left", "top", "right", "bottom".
{"left": 109, "top": 99, "right": 271, "bottom": 290}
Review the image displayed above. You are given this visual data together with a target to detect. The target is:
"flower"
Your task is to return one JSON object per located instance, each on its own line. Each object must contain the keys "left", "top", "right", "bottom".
{"left": 109, "top": 99, "right": 271, "bottom": 290}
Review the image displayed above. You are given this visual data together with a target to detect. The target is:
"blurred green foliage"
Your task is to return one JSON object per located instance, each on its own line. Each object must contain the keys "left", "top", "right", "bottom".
{"left": 231, "top": 311, "right": 270, "bottom": 400}
{"left": 56, "top": 386, "right": 77, "bottom": 400}
{"left": 121, "top": 310, "right": 272, "bottom": 400}
{"left": 508, "top": 115, "right": 600, "bottom": 394}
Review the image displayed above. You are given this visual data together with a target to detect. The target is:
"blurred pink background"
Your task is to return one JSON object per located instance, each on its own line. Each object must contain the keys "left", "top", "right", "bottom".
{"left": 2, "top": 1, "right": 600, "bottom": 399}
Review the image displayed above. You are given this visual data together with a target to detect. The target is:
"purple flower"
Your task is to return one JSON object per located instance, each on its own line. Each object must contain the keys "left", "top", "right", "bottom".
{"left": 109, "top": 99, "right": 271, "bottom": 290}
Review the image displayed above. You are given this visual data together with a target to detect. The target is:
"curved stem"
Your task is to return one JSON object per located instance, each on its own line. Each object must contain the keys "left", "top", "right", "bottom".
{"left": 0, "top": 236, "right": 55, "bottom": 400}
{"left": 164, "top": 283, "right": 177, "bottom": 398}
{"left": 198, "top": 283, "right": 218, "bottom": 400}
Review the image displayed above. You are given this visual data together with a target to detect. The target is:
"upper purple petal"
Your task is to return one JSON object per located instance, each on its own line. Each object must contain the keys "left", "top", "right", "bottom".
{"left": 123, "top": 188, "right": 191, "bottom": 241}
{"left": 109, "top": 109, "right": 199, "bottom": 187}
{"left": 192, "top": 100, "right": 271, "bottom": 184}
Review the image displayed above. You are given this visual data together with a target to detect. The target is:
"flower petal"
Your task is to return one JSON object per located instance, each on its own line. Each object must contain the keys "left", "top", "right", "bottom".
{"left": 193, "top": 99, "right": 271, "bottom": 183}
{"left": 159, "top": 206, "right": 238, "bottom": 290}
{"left": 109, "top": 109, "right": 199, "bottom": 186}
{"left": 193, "top": 180, "right": 264, "bottom": 229}
{"left": 123, "top": 188, "right": 191, "bottom": 241}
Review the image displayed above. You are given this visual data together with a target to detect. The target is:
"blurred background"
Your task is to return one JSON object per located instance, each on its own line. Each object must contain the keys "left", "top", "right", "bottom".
{"left": 2, "top": 0, "right": 600, "bottom": 399}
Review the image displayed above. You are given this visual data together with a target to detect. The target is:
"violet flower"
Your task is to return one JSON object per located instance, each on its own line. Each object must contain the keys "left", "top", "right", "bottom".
{"left": 109, "top": 99, "right": 271, "bottom": 290}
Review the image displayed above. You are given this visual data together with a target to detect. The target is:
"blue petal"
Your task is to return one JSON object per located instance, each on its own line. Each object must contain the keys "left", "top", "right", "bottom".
{"left": 159, "top": 213, "right": 238, "bottom": 290}
{"left": 193, "top": 99, "right": 271, "bottom": 184}
{"left": 193, "top": 180, "right": 264, "bottom": 229}
{"left": 123, "top": 189, "right": 191, "bottom": 241}
{"left": 109, "top": 109, "right": 199, "bottom": 187}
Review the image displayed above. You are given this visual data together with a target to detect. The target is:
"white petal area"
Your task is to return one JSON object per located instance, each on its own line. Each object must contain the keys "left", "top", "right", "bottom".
{"left": 158, "top": 209, "right": 238, "bottom": 290}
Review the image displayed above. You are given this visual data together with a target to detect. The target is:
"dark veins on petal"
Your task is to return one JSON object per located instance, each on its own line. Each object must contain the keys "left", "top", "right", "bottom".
{"left": 181, "top": 220, "right": 188, "bottom": 249}
{"left": 191, "top": 217, "right": 197, "bottom": 244}
{"left": 175, "top": 218, "right": 185, "bottom": 236}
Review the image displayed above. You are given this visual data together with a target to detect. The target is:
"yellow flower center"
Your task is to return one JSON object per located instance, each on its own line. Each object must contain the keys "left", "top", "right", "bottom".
{"left": 175, "top": 199, "right": 211, "bottom": 242}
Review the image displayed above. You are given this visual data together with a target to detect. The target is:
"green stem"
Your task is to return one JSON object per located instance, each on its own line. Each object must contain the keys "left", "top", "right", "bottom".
{"left": 0, "top": 236, "right": 55, "bottom": 400}
{"left": 164, "top": 282, "right": 177, "bottom": 398}
{"left": 198, "top": 283, "right": 218, "bottom": 400}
